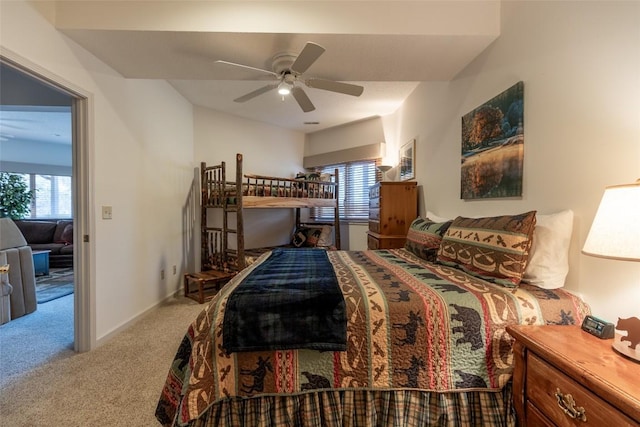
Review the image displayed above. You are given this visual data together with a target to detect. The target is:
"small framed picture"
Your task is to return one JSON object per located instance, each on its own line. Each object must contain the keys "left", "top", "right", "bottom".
{"left": 399, "top": 139, "right": 415, "bottom": 181}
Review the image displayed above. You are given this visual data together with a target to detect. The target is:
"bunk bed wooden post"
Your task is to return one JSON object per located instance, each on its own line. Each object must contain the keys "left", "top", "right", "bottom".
{"left": 220, "top": 161, "right": 228, "bottom": 270}
{"left": 236, "top": 153, "right": 246, "bottom": 270}
{"left": 200, "top": 161, "right": 208, "bottom": 271}
{"left": 333, "top": 168, "right": 341, "bottom": 250}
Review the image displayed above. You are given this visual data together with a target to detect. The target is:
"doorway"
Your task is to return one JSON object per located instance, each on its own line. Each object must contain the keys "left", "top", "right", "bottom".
{"left": 1, "top": 50, "right": 93, "bottom": 353}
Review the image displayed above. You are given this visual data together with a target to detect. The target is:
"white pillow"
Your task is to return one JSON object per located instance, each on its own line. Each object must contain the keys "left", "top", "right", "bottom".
{"left": 522, "top": 210, "right": 574, "bottom": 289}
{"left": 317, "top": 225, "right": 333, "bottom": 247}
{"left": 426, "top": 210, "right": 451, "bottom": 223}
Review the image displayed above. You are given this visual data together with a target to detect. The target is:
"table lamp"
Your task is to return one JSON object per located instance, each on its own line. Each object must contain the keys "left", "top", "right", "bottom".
{"left": 582, "top": 179, "right": 640, "bottom": 362}
{"left": 377, "top": 165, "right": 393, "bottom": 181}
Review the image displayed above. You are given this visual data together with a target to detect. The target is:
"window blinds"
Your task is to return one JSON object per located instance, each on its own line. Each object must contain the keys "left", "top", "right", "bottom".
{"left": 312, "top": 159, "right": 380, "bottom": 221}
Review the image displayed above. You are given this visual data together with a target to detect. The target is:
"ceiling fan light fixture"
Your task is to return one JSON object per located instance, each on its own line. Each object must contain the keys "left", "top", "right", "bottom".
{"left": 222, "top": 41, "right": 361, "bottom": 113}
{"left": 278, "top": 82, "right": 292, "bottom": 96}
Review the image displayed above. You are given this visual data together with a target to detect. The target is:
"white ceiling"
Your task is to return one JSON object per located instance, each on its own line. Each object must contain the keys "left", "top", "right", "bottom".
{"left": 52, "top": 0, "right": 501, "bottom": 133}
{"left": 0, "top": 106, "right": 72, "bottom": 145}
{"left": 0, "top": 62, "right": 74, "bottom": 167}
{"left": 0, "top": 0, "right": 500, "bottom": 156}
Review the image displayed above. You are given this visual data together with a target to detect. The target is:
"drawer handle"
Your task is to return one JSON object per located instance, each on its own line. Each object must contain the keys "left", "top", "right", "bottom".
{"left": 555, "top": 388, "right": 587, "bottom": 422}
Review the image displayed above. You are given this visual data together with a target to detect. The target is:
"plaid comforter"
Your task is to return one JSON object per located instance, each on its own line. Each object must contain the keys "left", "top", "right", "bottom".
{"left": 223, "top": 249, "right": 346, "bottom": 353}
{"left": 157, "top": 249, "right": 589, "bottom": 426}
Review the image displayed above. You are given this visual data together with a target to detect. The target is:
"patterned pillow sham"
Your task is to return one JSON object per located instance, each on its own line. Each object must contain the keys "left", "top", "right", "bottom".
{"left": 405, "top": 217, "right": 452, "bottom": 262}
{"left": 436, "top": 211, "right": 537, "bottom": 287}
{"left": 292, "top": 230, "right": 307, "bottom": 247}
{"left": 291, "top": 225, "right": 333, "bottom": 248}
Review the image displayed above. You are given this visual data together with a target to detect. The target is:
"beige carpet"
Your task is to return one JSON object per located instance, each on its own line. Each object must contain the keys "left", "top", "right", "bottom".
{"left": 0, "top": 296, "right": 204, "bottom": 426}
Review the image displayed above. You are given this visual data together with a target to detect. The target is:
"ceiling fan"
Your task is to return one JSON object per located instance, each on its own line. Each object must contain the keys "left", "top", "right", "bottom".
{"left": 216, "top": 42, "right": 364, "bottom": 113}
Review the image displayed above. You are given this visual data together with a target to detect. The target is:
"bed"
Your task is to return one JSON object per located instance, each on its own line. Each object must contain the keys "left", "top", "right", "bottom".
{"left": 200, "top": 154, "right": 341, "bottom": 273}
{"left": 157, "top": 210, "right": 589, "bottom": 427}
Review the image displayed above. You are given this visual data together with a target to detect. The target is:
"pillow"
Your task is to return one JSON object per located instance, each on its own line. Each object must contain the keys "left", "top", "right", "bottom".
{"left": 426, "top": 210, "right": 451, "bottom": 223}
{"left": 295, "top": 172, "right": 321, "bottom": 181}
{"left": 437, "top": 211, "right": 537, "bottom": 287}
{"left": 292, "top": 230, "right": 306, "bottom": 247}
{"left": 61, "top": 224, "right": 73, "bottom": 245}
{"left": 305, "top": 227, "right": 323, "bottom": 246}
{"left": 428, "top": 209, "right": 573, "bottom": 289}
{"left": 522, "top": 210, "right": 573, "bottom": 289}
{"left": 291, "top": 225, "right": 333, "bottom": 248}
{"left": 405, "top": 217, "right": 452, "bottom": 262}
{"left": 314, "top": 225, "right": 333, "bottom": 247}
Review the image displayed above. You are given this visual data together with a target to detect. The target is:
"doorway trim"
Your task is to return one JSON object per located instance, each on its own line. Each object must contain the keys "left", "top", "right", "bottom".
{"left": 1, "top": 46, "right": 95, "bottom": 351}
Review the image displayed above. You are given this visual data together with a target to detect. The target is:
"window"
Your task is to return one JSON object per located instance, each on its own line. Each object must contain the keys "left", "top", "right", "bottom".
{"left": 15, "top": 173, "right": 72, "bottom": 219}
{"left": 312, "top": 159, "right": 380, "bottom": 222}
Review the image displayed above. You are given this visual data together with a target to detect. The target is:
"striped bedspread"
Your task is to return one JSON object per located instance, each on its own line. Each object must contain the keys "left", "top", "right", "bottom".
{"left": 156, "top": 249, "right": 589, "bottom": 426}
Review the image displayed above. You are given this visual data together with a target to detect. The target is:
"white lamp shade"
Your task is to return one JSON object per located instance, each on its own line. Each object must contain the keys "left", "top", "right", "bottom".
{"left": 582, "top": 181, "right": 640, "bottom": 261}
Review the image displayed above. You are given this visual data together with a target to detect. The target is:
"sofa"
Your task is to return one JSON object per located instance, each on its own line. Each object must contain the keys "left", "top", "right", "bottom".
{"left": 0, "top": 218, "right": 37, "bottom": 320}
{"left": 14, "top": 219, "right": 74, "bottom": 268}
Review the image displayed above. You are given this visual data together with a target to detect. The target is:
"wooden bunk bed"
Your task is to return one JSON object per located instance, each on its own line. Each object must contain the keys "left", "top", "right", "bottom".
{"left": 200, "top": 153, "right": 341, "bottom": 275}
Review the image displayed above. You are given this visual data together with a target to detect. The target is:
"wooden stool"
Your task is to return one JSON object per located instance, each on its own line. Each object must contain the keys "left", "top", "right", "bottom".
{"left": 184, "top": 270, "right": 235, "bottom": 304}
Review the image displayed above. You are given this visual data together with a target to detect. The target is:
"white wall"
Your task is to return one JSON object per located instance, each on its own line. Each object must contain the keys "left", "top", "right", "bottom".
{"left": 1, "top": 1, "right": 195, "bottom": 341}
{"left": 385, "top": 1, "right": 640, "bottom": 323}
{"left": 305, "top": 117, "right": 385, "bottom": 157}
{"left": 193, "top": 106, "right": 306, "bottom": 257}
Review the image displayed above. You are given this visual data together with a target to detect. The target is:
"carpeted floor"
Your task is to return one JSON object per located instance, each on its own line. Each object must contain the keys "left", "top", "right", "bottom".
{"left": 0, "top": 295, "right": 204, "bottom": 426}
{"left": 0, "top": 293, "right": 75, "bottom": 388}
{"left": 35, "top": 268, "right": 74, "bottom": 303}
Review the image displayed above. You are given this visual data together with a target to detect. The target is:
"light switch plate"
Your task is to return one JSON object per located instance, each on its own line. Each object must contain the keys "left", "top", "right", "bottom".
{"left": 102, "top": 205, "right": 113, "bottom": 220}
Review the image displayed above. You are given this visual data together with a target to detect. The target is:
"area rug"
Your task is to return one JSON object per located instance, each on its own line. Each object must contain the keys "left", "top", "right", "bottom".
{"left": 35, "top": 268, "right": 74, "bottom": 304}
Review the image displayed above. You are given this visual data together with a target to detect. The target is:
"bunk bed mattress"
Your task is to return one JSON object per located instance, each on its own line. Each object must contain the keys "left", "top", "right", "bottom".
{"left": 244, "top": 185, "right": 332, "bottom": 198}
{"left": 156, "top": 249, "right": 589, "bottom": 427}
{"left": 205, "top": 185, "right": 334, "bottom": 204}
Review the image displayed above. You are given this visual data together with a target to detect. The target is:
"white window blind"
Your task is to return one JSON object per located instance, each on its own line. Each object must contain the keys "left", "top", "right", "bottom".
{"left": 312, "top": 159, "right": 380, "bottom": 221}
{"left": 15, "top": 173, "right": 72, "bottom": 219}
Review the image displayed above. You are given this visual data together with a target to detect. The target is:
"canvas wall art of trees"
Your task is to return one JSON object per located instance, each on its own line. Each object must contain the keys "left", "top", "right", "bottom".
{"left": 460, "top": 81, "right": 524, "bottom": 199}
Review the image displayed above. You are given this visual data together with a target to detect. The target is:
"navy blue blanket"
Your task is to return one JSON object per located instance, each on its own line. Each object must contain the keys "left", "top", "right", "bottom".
{"left": 222, "top": 248, "right": 346, "bottom": 353}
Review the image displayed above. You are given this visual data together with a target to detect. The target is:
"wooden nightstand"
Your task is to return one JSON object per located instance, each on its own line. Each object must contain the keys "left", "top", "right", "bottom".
{"left": 507, "top": 325, "right": 640, "bottom": 426}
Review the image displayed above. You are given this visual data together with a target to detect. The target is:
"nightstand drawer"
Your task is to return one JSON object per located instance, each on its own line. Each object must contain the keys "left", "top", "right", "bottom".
{"left": 368, "top": 220, "right": 380, "bottom": 234}
{"left": 526, "top": 401, "right": 554, "bottom": 427}
{"left": 527, "top": 353, "right": 636, "bottom": 427}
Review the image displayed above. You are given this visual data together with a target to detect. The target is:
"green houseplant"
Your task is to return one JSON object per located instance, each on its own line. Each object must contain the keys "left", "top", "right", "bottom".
{"left": 0, "top": 172, "right": 34, "bottom": 219}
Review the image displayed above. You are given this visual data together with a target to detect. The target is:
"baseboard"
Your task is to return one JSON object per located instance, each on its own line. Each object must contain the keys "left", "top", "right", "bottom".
{"left": 95, "top": 290, "right": 180, "bottom": 347}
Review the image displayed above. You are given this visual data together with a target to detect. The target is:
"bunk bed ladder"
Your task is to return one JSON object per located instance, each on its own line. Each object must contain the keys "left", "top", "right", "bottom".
{"left": 201, "top": 160, "right": 237, "bottom": 272}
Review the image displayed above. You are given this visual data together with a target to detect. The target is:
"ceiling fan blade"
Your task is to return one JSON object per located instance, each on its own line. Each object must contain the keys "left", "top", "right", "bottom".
{"left": 290, "top": 42, "right": 325, "bottom": 74}
{"left": 215, "top": 60, "right": 278, "bottom": 77}
{"left": 234, "top": 84, "right": 278, "bottom": 103}
{"left": 291, "top": 87, "right": 315, "bottom": 112}
{"left": 306, "top": 79, "right": 364, "bottom": 97}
